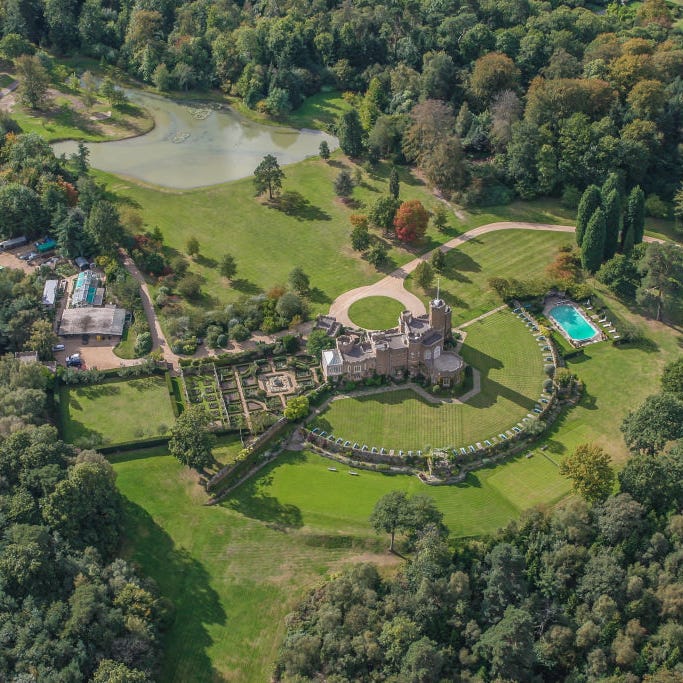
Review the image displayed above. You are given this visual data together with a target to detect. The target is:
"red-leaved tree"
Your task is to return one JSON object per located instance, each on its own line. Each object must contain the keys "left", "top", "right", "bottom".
{"left": 393, "top": 200, "right": 429, "bottom": 243}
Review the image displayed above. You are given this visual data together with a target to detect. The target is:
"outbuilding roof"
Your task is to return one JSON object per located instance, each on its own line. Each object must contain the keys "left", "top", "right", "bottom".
{"left": 58, "top": 306, "right": 126, "bottom": 336}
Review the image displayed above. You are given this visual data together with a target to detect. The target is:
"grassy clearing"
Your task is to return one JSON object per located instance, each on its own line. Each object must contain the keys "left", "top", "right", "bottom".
{"left": 406, "top": 229, "right": 572, "bottom": 325}
{"left": 112, "top": 450, "right": 384, "bottom": 683}
{"left": 59, "top": 376, "right": 175, "bottom": 445}
{"left": 348, "top": 295, "right": 407, "bottom": 329}
{"left": 112, "top": 441, "right": 569, "bottom": 681}
{"left": 101, "top": 159, "right": 462, "bottom": 317}
{"left": 321, "top": 310, "right": 545, "bottom": 450}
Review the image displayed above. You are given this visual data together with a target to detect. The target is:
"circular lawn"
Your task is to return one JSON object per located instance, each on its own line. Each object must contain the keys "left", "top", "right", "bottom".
{"left": 347, "top": 296, "right": 406, "bottom": 330}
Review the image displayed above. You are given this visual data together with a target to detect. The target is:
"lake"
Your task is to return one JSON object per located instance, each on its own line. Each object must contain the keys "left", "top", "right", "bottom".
{"left": 53, "top": 90, "right": 338, "bottom": 189}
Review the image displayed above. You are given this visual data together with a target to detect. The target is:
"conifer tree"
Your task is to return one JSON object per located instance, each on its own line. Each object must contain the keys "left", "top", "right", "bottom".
{"left": 603, "top": 189, "right": 621, "bottom": 261}
{"left": 389, "top": 167, "right": 400, "bottom": 199}
{"left": 623, "top": 186, "right": 645, "bottom": 248}
{"left": 581, "top": 207, "right": 606, "bottom": 273}
{"left": 575, "top": 185, "right": 601, "bottom": 246}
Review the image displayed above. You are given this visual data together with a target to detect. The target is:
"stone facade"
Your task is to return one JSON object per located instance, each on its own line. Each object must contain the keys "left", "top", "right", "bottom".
{"left": 321, "top": 299, "right": 464, "bottom": 386}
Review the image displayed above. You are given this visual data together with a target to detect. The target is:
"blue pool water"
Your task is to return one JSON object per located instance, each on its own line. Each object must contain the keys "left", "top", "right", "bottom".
{"left": 549, "top": 305, "right": 599, "bottom": 342}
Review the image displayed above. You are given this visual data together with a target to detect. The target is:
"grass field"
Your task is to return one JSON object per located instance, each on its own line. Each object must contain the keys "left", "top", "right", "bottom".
{"left": 59, "top": 376, "right": 175, "bottom": 445}
{"left": 112, "top": 450, "right": 383, "bottom": 683}
{"left": 112, "top": 442, "right": 569, "bottom": 681}
{"left": 348, "top": 295, "right": 406, "bottom": 329}
{"left": 406, "top": 229, "right": 573, "bottom": 325}
{"left": 101, "top": 159, "right": 464, "bottom": 317}
{"left": 320, "top": 309, "right": 545, "bottom": 450}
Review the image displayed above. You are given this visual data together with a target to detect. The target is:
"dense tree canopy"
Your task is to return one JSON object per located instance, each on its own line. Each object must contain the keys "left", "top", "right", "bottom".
{"left": 2, "top": 0, "right": 682, "bottom": 206}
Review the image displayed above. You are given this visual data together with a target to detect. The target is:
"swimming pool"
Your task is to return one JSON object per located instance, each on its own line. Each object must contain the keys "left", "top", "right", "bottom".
{"left": 549, "top": 304, "right": 600, "bottom": 342}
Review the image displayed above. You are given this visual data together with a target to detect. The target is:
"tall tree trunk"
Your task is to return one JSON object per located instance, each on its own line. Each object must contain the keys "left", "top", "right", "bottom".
{"left": 389, "top": 530, "right": 395, "bottom": 552}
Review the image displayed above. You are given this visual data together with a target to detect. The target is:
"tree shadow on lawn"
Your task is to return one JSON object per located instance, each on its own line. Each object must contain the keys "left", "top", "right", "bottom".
{"left": 121, "top": 498, "right": 226, "bottom": 682}
{"left": 308, "top": 286, "right": 331, "bottom": 304}
{"left": 445, "top": 249, "right": 481, "bottom": 274}
{"left": 77, "top": 383, "right": 121, "bottom": 399}
{"left": 460, "top": 345, "right": 537, "bottom": 412}
{"left": 268, "top": 191, "right": 331, "bottom": 221}
{"left": 539, "top": 405, "right": 572, "bottom": 456}
{"left": 195, "top": 254, "right": 218, "bottom": 269}
{"left": 231, "top": 278, "right": 262, "bottom": 295}
{"left": 222, "top": 457, "right": 305, "bottom": 531}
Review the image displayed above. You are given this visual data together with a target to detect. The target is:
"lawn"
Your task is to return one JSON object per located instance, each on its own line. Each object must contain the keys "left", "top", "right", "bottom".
{"left": 227, "top": 448, "right": 569, "bottom": 538}
{"left": 112, "top": 442, "right": 569, "bottom": 681}
{"left": 112, "top": 450, "right": 384, "bottom": 683}
{"left": 101, "top": 159, "right": 464, "bottom": 318}
{"left": 348, "top": 295, "right": 406, "bottom": 329}
{"left": 406, "top": 229, "right": 573, "bottom": 325}
{"left": 320, "top": 309, "right": 546, "bottom": 450}
{"left": 59, "top": 376, "right": 175, "bottom": 446}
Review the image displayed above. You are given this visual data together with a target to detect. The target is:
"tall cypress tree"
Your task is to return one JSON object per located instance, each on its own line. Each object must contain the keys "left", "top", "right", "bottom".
{"left": 601, "top": 172, "right": 622, "bottom": 204}
{"left": 603, "top": 189, "right": 621, "bottom": 261}
{"left": 581, "top": 207, "right": 606, "bottom": 273}
{"left": 622, "top": 221, "right": 636, "bottom": 255}
{"left": 337, "top": 110, "right": 364, "bottom": 158}
{"left": 576, "top": 185, "right": 601, "bottom": 247}
{"left": 624, "top": 186, "right": 645, "bottom": 246}
{"left": 389, "top": 167, "right": 400, "bottom": 199}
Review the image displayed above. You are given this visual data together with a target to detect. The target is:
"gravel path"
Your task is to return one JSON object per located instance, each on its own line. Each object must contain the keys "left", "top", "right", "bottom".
{"left": 120, "top": 250, "right": 179, "bottom": 367}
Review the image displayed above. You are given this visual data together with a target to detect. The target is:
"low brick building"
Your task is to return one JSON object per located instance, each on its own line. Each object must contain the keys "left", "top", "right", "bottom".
{"left": 321, "top": 298, "right": 464, "bottom": 386}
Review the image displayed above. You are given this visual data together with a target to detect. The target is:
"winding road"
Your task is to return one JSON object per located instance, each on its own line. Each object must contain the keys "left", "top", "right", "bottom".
{"left": 328, "top": 221, "right": 666, "bottom": 328}
{"left": 329, "top": 222, "right": 576, "bottom": 327}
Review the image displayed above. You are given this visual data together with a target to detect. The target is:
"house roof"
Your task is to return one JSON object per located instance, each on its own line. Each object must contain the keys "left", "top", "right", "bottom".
{"left": 58, "top": 306, "right": 126, "bottom": 336}
{"left": 42, "top": 279, "right": 59, "bottom": 306}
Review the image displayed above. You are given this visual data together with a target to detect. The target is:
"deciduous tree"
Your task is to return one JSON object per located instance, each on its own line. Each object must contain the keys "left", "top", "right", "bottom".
{"left": 414, "top": 261, "right": 434, "bottom": 291}
{"left": 168, "top": 405, "right": 215, "bottom": 469}
{"left": 220, "top": 253, "right": 237, "bottom": 280}
{"left": 559, "top": 443, "right": 614, "bottom": 503}
{"left": 394, "top": 199, "right": 429, "bottom": 243}
{"left": 15, "top": 54, "right": 49, "bottom": 109}
{"left": 284, "top": 395, "right": 309, "bottom": 421}
{"left": 621, "top": 393, "right": 683, "bottom": 455}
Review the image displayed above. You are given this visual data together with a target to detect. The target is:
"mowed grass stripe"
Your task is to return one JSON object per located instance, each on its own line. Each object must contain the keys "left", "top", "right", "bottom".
{"left": 406, "top": 230, "right": 572, "bottom": 325}
{"left": 321, "top": 310, "right": 544, "bottom": 450}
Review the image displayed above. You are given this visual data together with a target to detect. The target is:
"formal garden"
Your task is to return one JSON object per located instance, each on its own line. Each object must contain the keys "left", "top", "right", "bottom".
{"left": 179, "top": 353, "right": 323, "bottom": 432}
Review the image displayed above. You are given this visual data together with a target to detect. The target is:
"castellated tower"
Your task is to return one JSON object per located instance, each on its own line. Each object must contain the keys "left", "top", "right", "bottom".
{"left": 429, "top": 297, "right": 452, "bottom": 342}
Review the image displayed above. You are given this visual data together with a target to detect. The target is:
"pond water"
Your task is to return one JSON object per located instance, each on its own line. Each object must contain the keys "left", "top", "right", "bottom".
{"left": 52, "top": 90, "right": 338, "bottom": 189}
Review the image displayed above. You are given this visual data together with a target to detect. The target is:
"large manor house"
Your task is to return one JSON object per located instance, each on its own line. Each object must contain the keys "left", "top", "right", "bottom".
{"left": 321, "top": 297, "right": 465, "bottom": 386}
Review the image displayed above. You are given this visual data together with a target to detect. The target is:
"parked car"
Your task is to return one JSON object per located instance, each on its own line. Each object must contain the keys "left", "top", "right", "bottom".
{"left": 52, "top": 344, "right": 65, "bottom": 352}
{"left": 26, "top": 252, "right": 39, "bottom": 262}
{"left": 67, "top": 353, "right": 80, "bottom": 361}
{"left": 66, "top": 358, "right": 82, "bottom": 368}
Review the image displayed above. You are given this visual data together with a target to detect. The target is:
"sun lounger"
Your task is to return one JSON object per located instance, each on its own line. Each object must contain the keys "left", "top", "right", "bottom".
{"left": 328, "top": 467, "right": 337, "bottom": 471}
{"left": 320, "top": 431, "right": 327, "bottom": 437}
{"left": 468, "top": 445, "right": 476, "bottom": 453}
{"left": 311, "top": 427, "right": 319, "bottom": 434}
{"left": 613, "top": 335, "right": 621, "bottom": 339}
{"left": 602, "top": 322, "right": 612, "bottom": 327}
{"left": 512, "top": 426, "right": 521, "bottom": 434}
{"left": 476, "top": 442, "right": 483, "bottom": 450}
{"left": 533, "top": 407, "right": 542, "bottom": 414}
{"left": 343, "top": 440, "right": 350, "bottom": 447}
{"left": 353, "top": 443, "right": 359, "bottom": 449}
{"left": 540, "top": 398, "right": 549, "bottom": 404}
{"left": 498, "top": 433, "right": 507, "bottom": 440}
{"left": 484, "top": 440, "right": 492, "bottom": 447}
{"left": 349, "top": 471, "right": 359, "bottom": 476}
{"left": 460, "top": 447, "right": 467, "bottom": 456}
{"left": 371, "top": 447, "right": 378, "bottom": 453}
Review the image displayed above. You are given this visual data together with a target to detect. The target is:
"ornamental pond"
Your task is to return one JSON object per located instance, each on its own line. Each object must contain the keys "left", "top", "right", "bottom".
{"left": 53, "top": 89, "right": 338, "bottom": 189}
